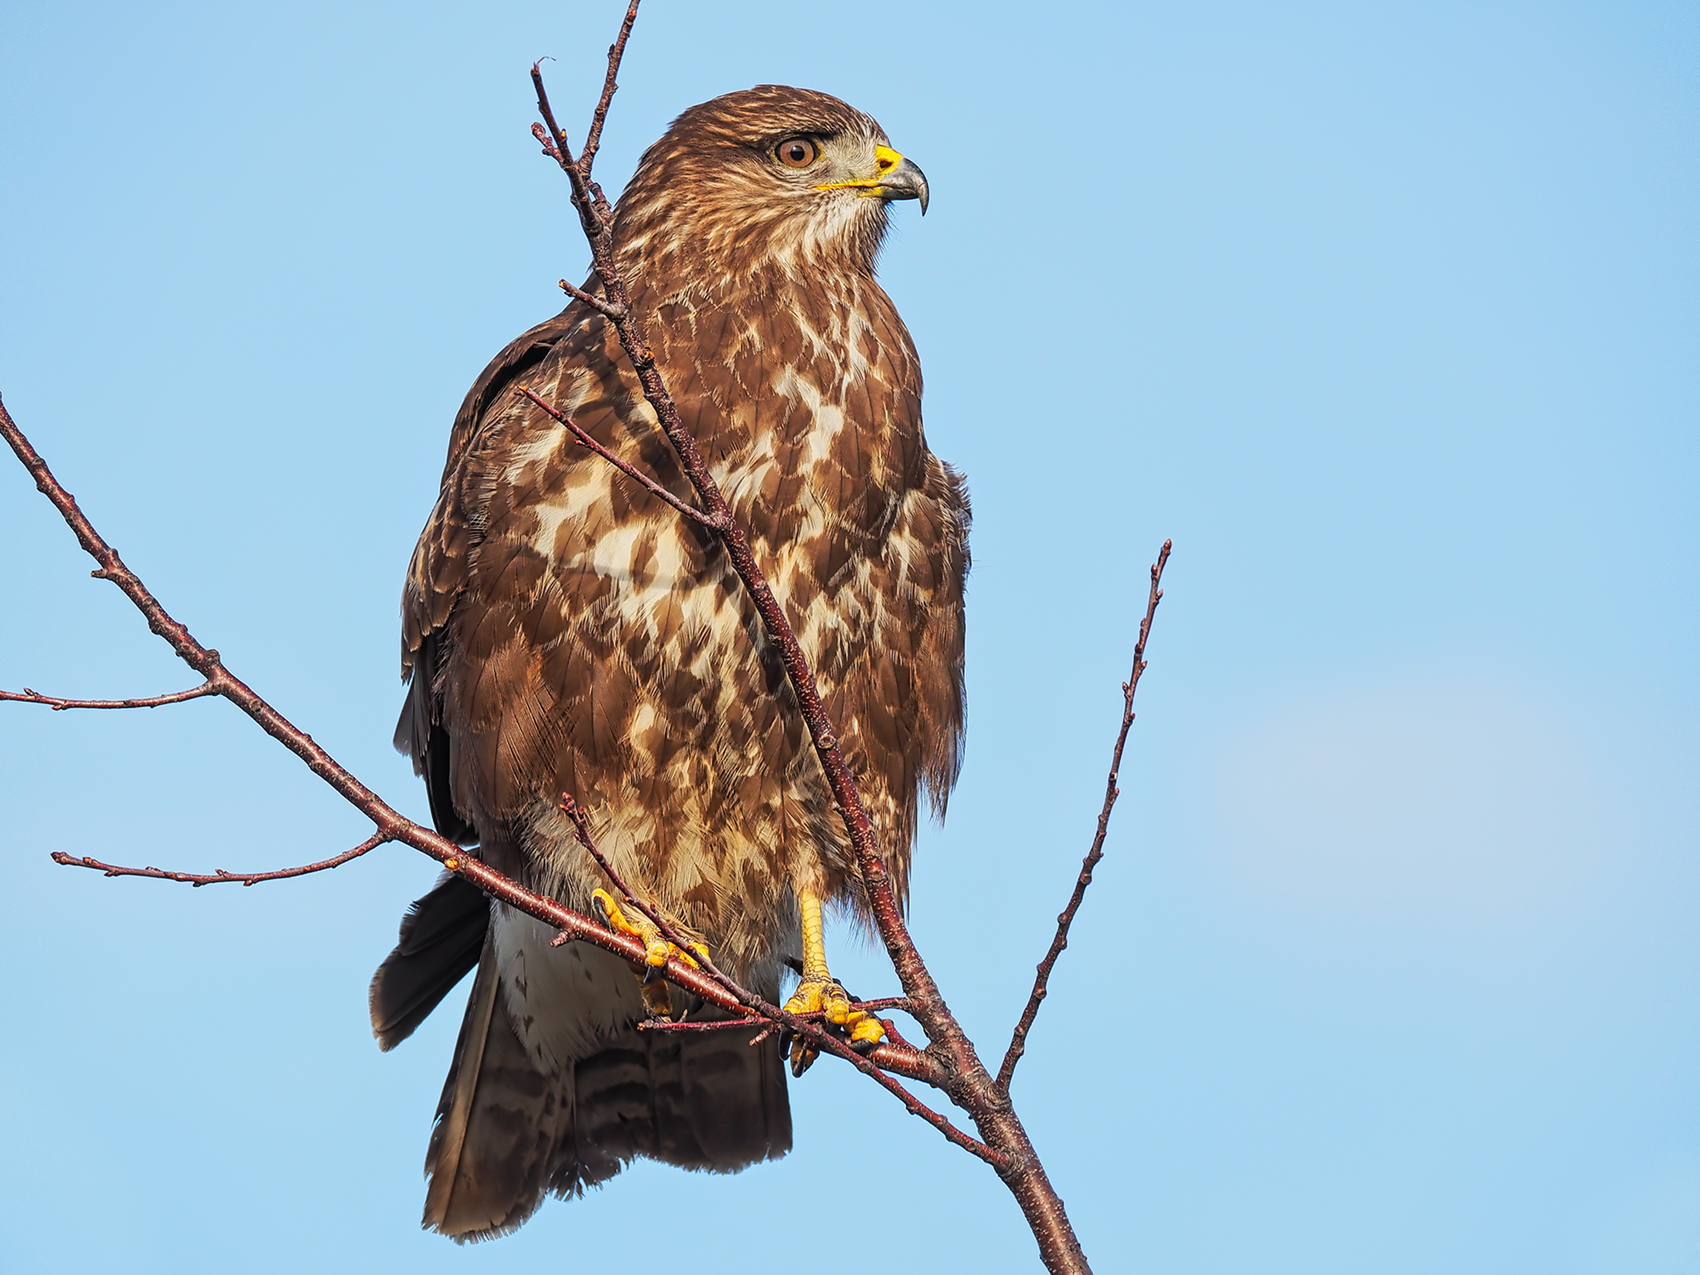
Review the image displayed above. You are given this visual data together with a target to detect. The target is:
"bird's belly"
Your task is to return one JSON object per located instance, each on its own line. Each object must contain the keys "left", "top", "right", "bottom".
{"left": 491, "top": 903, "right": 649, "bottom": 1072}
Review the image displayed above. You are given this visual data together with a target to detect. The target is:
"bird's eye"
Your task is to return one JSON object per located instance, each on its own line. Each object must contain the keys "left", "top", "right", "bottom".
{"left": 775, "top": 138, "right": 819, "bottom": 168}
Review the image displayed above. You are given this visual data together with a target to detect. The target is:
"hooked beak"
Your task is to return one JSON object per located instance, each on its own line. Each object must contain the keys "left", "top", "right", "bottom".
{"left": 875, "top": 146, "right": 929, "bottom": 214}
{"left": 816, "top": 143, "right": 930, "bottom": 215}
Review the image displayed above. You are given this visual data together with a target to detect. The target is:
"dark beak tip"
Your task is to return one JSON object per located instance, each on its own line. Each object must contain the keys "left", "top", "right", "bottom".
{"left": 882, "top": 155, "right": 929, "bottom": 216}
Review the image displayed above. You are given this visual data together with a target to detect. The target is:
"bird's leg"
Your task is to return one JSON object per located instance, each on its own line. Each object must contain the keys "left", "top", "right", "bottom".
{"left": 782, "top": 888, "right": 886, "bottom": 1075}
{"left": 590, "top": 888, "right": 709, "bottom": 1020}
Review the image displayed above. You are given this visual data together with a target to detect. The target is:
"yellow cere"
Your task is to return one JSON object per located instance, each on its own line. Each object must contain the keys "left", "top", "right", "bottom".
{"left": 814, "top": 144, "right": 907, "bottom": 194}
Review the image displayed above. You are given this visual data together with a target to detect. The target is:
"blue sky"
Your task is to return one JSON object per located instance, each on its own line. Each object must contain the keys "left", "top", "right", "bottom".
{"left": 2, "top": 1, "right": 1696, "bottom": 1271}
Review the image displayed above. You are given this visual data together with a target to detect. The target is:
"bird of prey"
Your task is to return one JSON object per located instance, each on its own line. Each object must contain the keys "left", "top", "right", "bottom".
{"left": 371, "top": 85, "right": 969, "bottom": 1239}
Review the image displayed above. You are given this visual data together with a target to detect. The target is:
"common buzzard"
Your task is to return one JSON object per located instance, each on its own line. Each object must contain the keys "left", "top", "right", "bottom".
{"left": 371, "top": 84, "right": 968, "bottom": 1238}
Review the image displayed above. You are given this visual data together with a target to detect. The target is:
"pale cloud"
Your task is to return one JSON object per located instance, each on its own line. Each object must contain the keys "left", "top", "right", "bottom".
{"left": 1207, "top": 676, "right": 1617, "bottom": 931}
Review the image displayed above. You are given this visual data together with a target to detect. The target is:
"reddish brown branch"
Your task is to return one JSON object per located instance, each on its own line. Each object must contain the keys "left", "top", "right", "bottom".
{"left": 558, "top": 792, "right": 740, "bottom": 991}
{"left": 530, "top": 120, "right": 564, "bottom": 165}
{"left": 1, "top": 681, "right": 217, "bottom": 710}
{"left": 877, "top": 1013, "right": 922, "bottom": 1054}
{"left": 531, "top": 65, "right": 605, "bottom": 243}
{"left": 997, "top": 541, "right": 1171, "bottom": 1095}
{"left": 636, "top": 1016, "right": 766, "bottom": 1033}
{"left": 5, "top": 10, "right": 1172, "bottom": 1264}
{"left": 51, "top": 831, "right": 390, "bottom": 887}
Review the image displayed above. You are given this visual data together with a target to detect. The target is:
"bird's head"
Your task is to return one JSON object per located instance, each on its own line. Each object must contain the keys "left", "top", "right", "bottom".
{"left": 615, "top": 85, "right": 928, "bottom": 280}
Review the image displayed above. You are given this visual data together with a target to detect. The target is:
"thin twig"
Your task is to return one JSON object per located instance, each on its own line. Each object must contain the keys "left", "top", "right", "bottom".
{"left": 837, "top": 996, "right": 910, "bottom": 1015}
{"left": 531, "top": 64, "right": 602, "bottom": 242}
{"left": 879, "top": 1015, "right": 921, "bottom": 1053}
{"left": 558, "top": 277, "right": 626, "bottom": 319}
{"left": 636, "top": 1016, "right": 766, "bottom": 1033}
{"left": 1, "top": 682, "right": 217, "bottom": 711}
{"left": 518, "top": 388, "right": 714, "bottom": 527}
{"left": 996, "top": 541, "right": 1171, "bottom": 1095}
{"left": 51, "top": 831, "right": 391, "bottom": 887}
{"left": 558, "top": 792, "right": 740, "bottom": 988}
{"left": 636, "top": 996, "right": 911, "bottom": 1033}
{"left": 580, "top": 0, "right": 641, "bottom": 177}
{"left": 530, "top": 120, "right": 564, "bottom": 165}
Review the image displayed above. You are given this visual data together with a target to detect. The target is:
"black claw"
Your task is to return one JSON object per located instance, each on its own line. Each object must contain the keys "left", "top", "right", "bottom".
{"left": 642, "top": 964, "right": 661, "bottom": 985}
{"left": 849, "top": 1036, "right": 880, "bottom": 1056}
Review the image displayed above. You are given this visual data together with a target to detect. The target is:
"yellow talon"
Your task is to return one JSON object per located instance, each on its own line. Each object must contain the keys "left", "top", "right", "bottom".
{"left": 783, "top": 887, "right": 888, "bottom": 1074}
{"left": 848, "top": 1015, "right": 887, "bottom": 1049}
{"left": 589, "top": 888, "right": 709, "bottom": 1018}
{"left": 591, "top": 888, "right": 642, "bottom": 938}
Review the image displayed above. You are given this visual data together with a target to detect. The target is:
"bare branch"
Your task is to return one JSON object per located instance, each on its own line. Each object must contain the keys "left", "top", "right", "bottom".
{"left": 1, "top": 681, "right": 217, "bottom": 711}
{"left": 2, "top": 397, "right": 954, "bottom": 1129}
{"left": 636, "top": 1016, "right": 767, "bottom": 1033}
{"left": 530, "top": 119, "right": 564, "bottom": 164}
{"left": 558, "top": 792, "right": 740, "bottom": 989}
{"left": 997, "top": 540, "right": 1171, "bottom": 1095}
{"left": 7, "top": 13, "right": 1177, "bottom": 1265}
{"left": 527, "top": 32, "right": 1104, "bottom": 1266}
{"left": 51, "top": 831, "right": 391, "bottom": 887}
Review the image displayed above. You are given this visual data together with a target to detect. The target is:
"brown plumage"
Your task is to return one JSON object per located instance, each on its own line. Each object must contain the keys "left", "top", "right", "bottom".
{"left": 371, "top": 85, "right": 969, "bottom": 1239}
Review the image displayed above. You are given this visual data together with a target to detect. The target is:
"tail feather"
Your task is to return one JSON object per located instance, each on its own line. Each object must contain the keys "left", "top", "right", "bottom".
{"left": 379, "top": 901, "right": 792, "bottom": 1241}
{"left": 425, "top": 935, "right": 571, "bottom": 1238}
